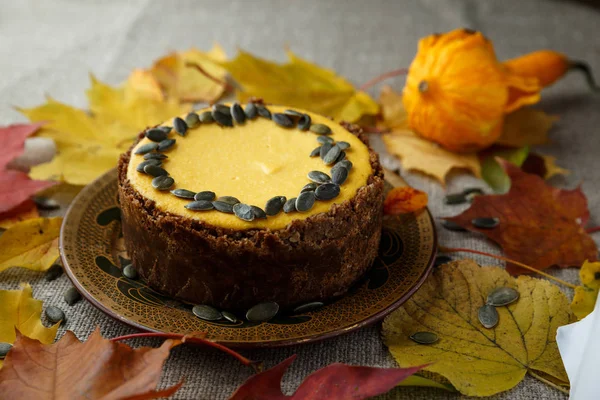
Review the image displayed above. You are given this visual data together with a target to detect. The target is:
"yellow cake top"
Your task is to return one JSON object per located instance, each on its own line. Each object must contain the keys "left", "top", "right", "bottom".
{"left": 127, "top": 104, "right": 372, "bottom": 230}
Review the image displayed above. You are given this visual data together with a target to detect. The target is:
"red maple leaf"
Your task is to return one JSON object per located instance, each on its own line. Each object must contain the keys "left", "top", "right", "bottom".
{"left": 446, "top": 159, "right": 597, "bottom": 274}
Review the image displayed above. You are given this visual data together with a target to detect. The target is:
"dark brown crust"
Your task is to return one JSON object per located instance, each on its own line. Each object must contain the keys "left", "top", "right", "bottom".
{"left": 117, "top": 123, "right": 384, "bottom": 310}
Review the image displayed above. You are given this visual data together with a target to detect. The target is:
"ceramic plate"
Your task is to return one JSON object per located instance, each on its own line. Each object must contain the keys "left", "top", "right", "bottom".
{"left": 60, "top": 168, "right": 436, "bottom": 348}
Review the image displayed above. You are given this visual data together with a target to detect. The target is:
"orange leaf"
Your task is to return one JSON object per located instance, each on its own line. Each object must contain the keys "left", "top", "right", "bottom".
{"left": 0, "top": 328, "right": 183, "bottom": 400}
{"left": 383, "top": 187, "right": 428, "bottom": 215}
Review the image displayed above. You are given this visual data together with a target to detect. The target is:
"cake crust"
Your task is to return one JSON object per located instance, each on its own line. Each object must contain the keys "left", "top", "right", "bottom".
{"left": 117, "top": 123, "right": 384, "bottom": 310}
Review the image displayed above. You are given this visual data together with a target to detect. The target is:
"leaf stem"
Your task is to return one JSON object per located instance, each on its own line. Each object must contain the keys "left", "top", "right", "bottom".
{"left": 185, "top": 62, "right": 235, "bottom": 93}
{"left": 359, "top": 68, "right": 408, "bottom": 91}
{"left": 528, "top": 371, "right": 570, "bottom": 395}
{"left": 569, "top": 61, "right": 600, "bottom": 92}
{"left": 586, "top": 226, "right": 600, "bottom": 234}
{"left": 110, "top": 332, "right": 262, "bottom": 372}
{"left": 439, "top": 246, "right": 578, "bottom": 289}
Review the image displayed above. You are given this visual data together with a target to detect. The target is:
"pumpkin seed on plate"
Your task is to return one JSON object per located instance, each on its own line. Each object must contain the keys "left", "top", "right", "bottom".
{"left": 34, "top": 196, "right": 60, "bottom": 210}
{"left": 293, "top": 302, "right": 324, "bottom": 314}
{"left": 123, "top": 264, "right": 138, "bottom": 279}
{"left": 217, "top": 196, "right": 240, "bottom": 205}
{"left": 0, "top": 343, "right": 12, "bottom": 359}
{"left": 199, "top": 111, "right": 214, "bottom": 123}
{"left": 298, "top": 114, "right": 311, "bottom": 131}
{"left": 317, "top": 136, "right": 334, "bottom": 145}
{"left": 256, "top": 105, "right": 272, "bottom": 119}
{"left": 136, "top": 159, "right": 161, "bottom": 173}
{"left": 213, "top": 201, "right": 235, "bottom": 213}
{"left": 441, "top": 220, "right": 467, "bottom": 232}
{"left": 231, "top": 102, "right": 246, "bottom": 124}
{"left": 444, "top": 193, "right": 468, "bottom": 205}
{"left": 336, "top": 141, "right": 350, "bottom": 150}
{"left": 309, "top": 123, "right": 331, "bottom": 135}
{"left": 283, "top": 197, "right": 297, "bottom": 213}
{"left": 310, "top": 146, "right": 322, "bottom": 157}
{"left": 145, "top": 128, "right": 168, "bottom": 142}
{"left": 45, "top": 306, "right": 65, "bottom": 323}
{"left": 143, "top": 152, "right": 168, "bottom": 160}
{"left": 331, "top": 166, "right": 348, "bottom": 185}
{"left": 152, "top": 176, "right": 174, "bottom": 191}
{"left": 409, "top": 331, "right": 438, "bottom": 344}
{"left": 265, "top": 196, "right": 287, "bottom": 216}
{"left": 222, "top": 311, "right": 238, "bottom": 323}
{"left": 322, "top": 145, "right": 340, "bottom": 164}
{"left": 301, "top": 183, "right": 318, "bottom": 193}
{"left": 45, "top": 263, "right": 63, "bottom": 281}
{"left": 157, "top": 138, "right": 176, "bottom": 152}
{"left": 251, "top": 206, "right": 267, "bottom": 219}
{"left": 144, "top": 164, "right": 168, "bottom": 177}
{"left": 173, "top": 117, "right": 188, "bottom": 136}
{"left": 192, "top": 304, "right": 222, "bottom": 321}
{"left": 463, "top": 187, "right": 484, "bottom": 196}
{"left": 272, "top": 113, "right": 294, "bottom": 128}
{"left": 296, "top": 191, "right": 316, "bottom": 212}
{"left": 246, "top": 302, "right": 279, "bottom": 322}
{"left": 64, "top": 287, "right": 81, "bottom": 306}
{"left": 212, "top": 104, "right": 231, "bottom": 115}
{"left": 185, "top": 112, "right": 200, "bottom": 128}
{"left": 213, "top": 110, "right": 234, "bottom": 127}
{"left": 478, "top": 304, "right": 499, "bottom": 329}
{"left": 244, "top": 102, "right": 258, "bottom": 119}
{"left": 486, "top": 287, "right": 519, "bottom": 306}
{"left": 194, "top": 191, "right": 216, "bottom": 201}
{"left": 171, "top": 189, "right": 196, "bottom": 199}
{"left": 472, "top": 217, "right": 499, "bottom": 229}
{"left": 134, "top": 142, "right": 158, "bottom": 155}
{"left": 315, "top": 183, "right": 340, "bottom": 200}
{"left": 185, "top": 200, "right": 214, "bottom": 211}
{"left": 233, "top": 203, "right": 255, "bottom": 221}
{"left": 308, "top": 171, "right": 331, "bottom": 184}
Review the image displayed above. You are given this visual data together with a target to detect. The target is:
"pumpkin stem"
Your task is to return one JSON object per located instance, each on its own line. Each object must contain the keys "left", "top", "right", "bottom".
{"left": 359, "top": 68, "right": 408, "bottom": 91}
{"left": 569, "top": 61, "right": 600, "bottom": 92}
{"left": 418, "top": 80, "right": 429, "bottom": 93}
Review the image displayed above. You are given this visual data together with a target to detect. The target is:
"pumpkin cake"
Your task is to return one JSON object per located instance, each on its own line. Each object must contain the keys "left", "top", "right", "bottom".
{"left": 117, "top": 102, "right": 384, "bottom": 316}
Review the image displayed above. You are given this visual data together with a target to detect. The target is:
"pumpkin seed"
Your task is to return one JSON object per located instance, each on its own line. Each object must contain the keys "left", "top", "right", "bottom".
{"left": 434, "top": 255, "right": 452, "bottom": 268}
{"left": 283, "top": 197, "right": 297, "bottom": 213}
{"left": 317, "top": 136, "right": 334, "bottom": 145}
{"left": 136, "top": 159, "right": 161, "bottom": 173}
{"left": 310, "top": 146, "right": 322, "bottom": 157}
{"left": 478, "top": 304, "right": 499, "bottom": 329}
{"left": 45, "top": 306, "right": 65, "bottom": 323}
{"left": 157, "top": 138, "right": 176, "bottom": 152}
{"left": 194, "top": 191, "right": 216, "bottom": 201}
{"left": 185, "top": 112, "right": 200, "bottom": 128}
{"left": 293, "top": 301, "right": 324, "bottom": 313}
{"left": 331, "top": 166, "right": 348, "bottom": 185}
{"left": 256, "top": 105, "right": 272, "bottom": 119}
{"left": 284, "top": 109, "right": 303, "bottom": 118}
{"left": 45, "top": 263, "right": 63, "bottom": 281}
{"left": 123, "top": 264, "right": 138, "bottom": 279}
{"left": 298, "top": 114, "right": 311, "bottom": 131}
{"left": 308, "top": 170, "right": 331, "bottom": 184}
{"left": 246, "top": 302, "right": 279, "bottom": 322}
{"left": 0, "top": 343, "right": 12, "bottom": 359}
{"left": 265, "top": 196, "right": 286, "bottom": 216}
{"left": 315, "top": 183, "right": 340, "bottom": 200}
{"left": 441, "top": 220, "right": 467, "bottom": 232}
{"left": 244, "top": 103, "right": 258, "bottom": 119}
{"left": 487, "top": 287, "right": 519, "bottom": 306}
{"left": 251, "top": 206, "right": 267, "bottom": 219}
{"left": 213, "top": 110, "right": 234, "bottom": 127}
{"left": 301, "top": 183, "right": 318, "bottom": 193}
{"left": 272, "top": 113, "right": 294, "bottom": 128}
{"left": 199, "top": 111, "right": 214, "bottom": 123}
{"left": 212, "top": 104, "right": 231, "bottom": 115}
{"left": 33, "top": 196, "right": 60, "bottom": 210}
{"left": 143, "top": 152, "right": 167, "bottom": 160}
{"left": 152, "top": 175, "right": 174, "bottom": 190}
{"left": 463, "top": 188, "right": 484, "bottom": 196}
{"left": 134, "top": 142, "right": 158, "bottom": 155}
{"left": 173, "top": 117, "right": 188, "bottom": 136}
{"left": 335, "top": 150, "right": 346, "bottom": 163}
{"left": 444, "top": 193, "right": 467, "bottom": 205}
{"left": 213, "top": 201, "right": 234, "bottom": 213}
{"left": 159, "top": 126, "right": 172, "bottom": 133}
{"left": 410, "top": 332, "right": 438, "bottom": 344}
{"left": 145, "top": 128, "right": 168, "bottom": 142}
{"left": 222, "top": 311, "right": 238, "bottom": 323}
{"left": 231, "top": 102, "right": 246, "bottom": 124}
{"left": 185, "top": 200, "right": 214, "bottom": 211}
{"left": 217, "top": 196, "right": 240, "bottom": 205}
{"left": 233, "top": 203, "right": 255, "bottom": 221}
{"left": 337, "top": 141, "right": 350, "bottom": 150}
{"left": 296, "top": 191, "right": 316, "bottom": 212}
{"left": 310, "top": 123, "right": 331, "bottom": 135}
{"left": 64, "top": 287, "right": 81, "bottom": 306}
{"left": 170, "top": 189, "right": 196, "bottom": 199}
{"left": 192, "top": 304, "right": 222, "bottom": 321}
{"left": 319, "top": 142, "right": 333, "bottom": 159}
{"left": 335, "top": 159, "right": 353, "bottom": 171}
{"left": 472, "top": 217, "right": 499, "bottom": 229}
{"left": 144, "top": 164, "right": 168, "bottom": 177}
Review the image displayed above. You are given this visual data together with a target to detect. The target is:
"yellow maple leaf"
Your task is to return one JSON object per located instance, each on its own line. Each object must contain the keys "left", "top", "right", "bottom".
{"left": 221, "top": 50, "right": 378, "bottom": 122}
{"left": 383, "top": 259, "right": 573, "bottom": 396}
{"left": 20, "top": 72, "right": 188, "bottom": 185}
{"left": 571, "top": 260, "right": 600, "bottom": 320}
{"left": 0, "top": 283, "right": 59, "bottom": 367}
{"left": 497, "top": 107, "right": 558, "bottom": 147}
{"left": 150, "top": 44, "right": 228, "bottom": 103}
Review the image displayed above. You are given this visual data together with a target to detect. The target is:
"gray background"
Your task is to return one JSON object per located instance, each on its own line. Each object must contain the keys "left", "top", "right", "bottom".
{"left": 1, "top": 0, "right": 599, "bottom": 398}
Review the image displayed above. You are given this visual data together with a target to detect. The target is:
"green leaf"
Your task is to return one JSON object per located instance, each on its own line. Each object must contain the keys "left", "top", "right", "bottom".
{"left": 481, "top": 146, "right": 529, "bottom": 193}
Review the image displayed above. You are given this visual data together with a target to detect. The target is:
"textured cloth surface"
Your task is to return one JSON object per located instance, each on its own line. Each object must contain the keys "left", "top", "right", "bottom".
{"left": 1, "top": 0, "right": 599, "bottom": 399}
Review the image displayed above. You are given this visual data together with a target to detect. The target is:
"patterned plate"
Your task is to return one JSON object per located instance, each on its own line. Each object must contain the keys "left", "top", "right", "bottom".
{"left": 60, "top": 168, "right": 436, "bottom": 348}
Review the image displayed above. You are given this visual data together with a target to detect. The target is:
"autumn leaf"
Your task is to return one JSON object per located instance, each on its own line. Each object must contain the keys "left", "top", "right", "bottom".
{"left": 571, "top": 260, "right": 600, "bottom": 320}
{"left": 383, "top": 259, "right": 573, "bottom": 396}
{"left": 379, "top": 85, "right": 408, "bottom": 129}
{"left": 228, "top": 354, "right": 423, "bottom": 400}
{"left": 0, "top": 283, "right": 59, "bottom": 367}
{"left": 221, "top": 50, "right": 379, "bottom": 122}
{"left": 522, "top": 152, "right": 569, "bottom": 180}
{"left": 0, "top": 217, "right": 62, "bottom": 272}
{"left": 384, "top": 187, "right": 428, "bottom": 215}
{"left": 0, "top": 122, "right": 45, "bottom": 169}
{"left": 0, "top": 170, "right": 55, "bottom": 214}
{"left": 480, "top": 146, "right": 529, "bottom": 193}
{"left": 0, "top": 328, "right": 183, "bottom": 399}
{"left": 150, "top": 44, "right": 228, "bottom": 103}
{"left": 0, "top": 200, "right": 39, "bottom": 229}
{"left": 20, "top": 72, "right": 188, "bottom": 185}
{"left": 496, "top": 107, "right": 557, "bottom": 147}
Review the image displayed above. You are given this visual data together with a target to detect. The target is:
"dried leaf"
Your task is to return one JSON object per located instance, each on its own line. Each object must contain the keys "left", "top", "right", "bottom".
{"left": 446, "top": 160, "right": 597, "bottom": 274}
{"left": 0, "top": 170, "right": 55, "bottom": 214}
{"left": 383, "top": 131, "right": 481, "bottom": 184}
{"left": 0, "top": 283, "right": 59, "bottom": 367}
{"left": 383, "top": 259, "right": 573, "bottom": 396}
{"left": 480, "top": 146, "right": 529, "bottom": 193}
{"left": 571, "top": 260, "right": 600, "bottom": 320}
{"left": 497, "top": 107, "right": 557, "bottom": 147}
{"left": 0, "top": 200, "right": 39, "bottom": 229}
{"left": 0, "top": 328, "right": 182, "bottom": 399}
{"left": 384, "top": 187, "right": 428, "bottom": 215}
{"left": 228, "top": 354, "right": 423, "bottom": 399}
{"left": 20, "top": 73, "right": 188, "bottom": 185}
{"left": 222, "top": 50, "right": 378, "bottom": 122}
{"left": 0, "top": 217, "right": 62, "bottom": 272}
{"left": 150, "top": 44, "right": 228, "bottom": 103}
{"left": 0, "top": 122, "right": 45, "bottom": 169}
{"left": 522, "top": 152, "right": 569, "bottom": 180}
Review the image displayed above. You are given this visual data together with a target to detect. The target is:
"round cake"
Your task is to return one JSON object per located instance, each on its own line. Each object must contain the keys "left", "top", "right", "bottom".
{"left": 117, "top": 102, "right": 384, "bottom": 312}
